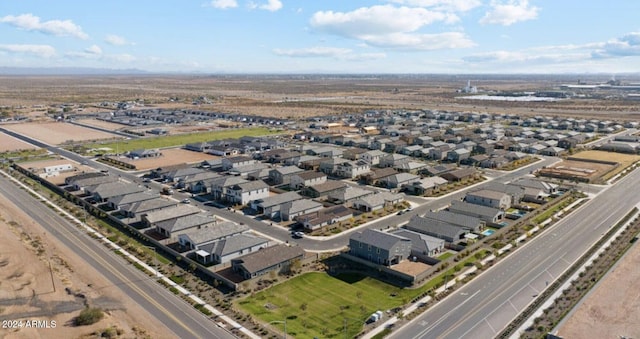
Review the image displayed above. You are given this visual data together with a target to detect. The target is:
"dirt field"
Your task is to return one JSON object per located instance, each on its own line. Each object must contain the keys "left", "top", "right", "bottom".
{"left": 17, "top": 157, "right": 95, "bottom": 185}
{"left": 571, "top": 150, "right": 640, "bottom": 168}
{"left": 0, "top": 186, "right": 169, "bottom": 339}
{"left": 2, "top": 122, "right": 120, "bottom": 145}
{"left": 76, "top": 119, "right": 129, "bottom": 131}
{"left": 0, "top": 133, "right": 40, "bottom": 152}
{"left": 115, "top": 148, "right": 220, "bottom": 171}
{"left": 557, "top": 242, "right": 640, "bottom": 338}
{"left": 2, "top": 75, "right": 640, "bottom": 120}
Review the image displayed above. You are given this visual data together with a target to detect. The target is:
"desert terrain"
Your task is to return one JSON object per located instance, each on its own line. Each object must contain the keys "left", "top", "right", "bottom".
{"left": 2, "top": 75, "right": 640, "bottom": 121}
{"left": 115, "top": 148, "right": 220, "bottom": 171}
{"left": 557, "top": 241, "right": 640, "bottom": 338}
{"left": 0, "top": 133, "right": 39, "bottom": 152}
{"left": 1, "top": 122, "right": 119, "bottom": 145}
{"left": 0, "top": 183, "right": 170, "bottom": 339}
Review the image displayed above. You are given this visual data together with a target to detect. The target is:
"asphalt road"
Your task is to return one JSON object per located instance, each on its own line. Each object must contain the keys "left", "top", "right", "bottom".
{"left": 0, "top": 174, "right": 235, "bottom": 339}
{"left": 391, "top": 163, "right": 640, "bottom": 339}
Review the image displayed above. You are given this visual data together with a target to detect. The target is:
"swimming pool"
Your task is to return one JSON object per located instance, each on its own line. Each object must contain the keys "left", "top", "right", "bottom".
{"left": 481, "top": 229, "right": 495, "bottom": 236}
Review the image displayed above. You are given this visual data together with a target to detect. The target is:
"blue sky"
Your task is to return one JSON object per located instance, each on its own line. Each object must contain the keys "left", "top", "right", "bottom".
{"left": 1, "top": 0, "right": 639, "bottom": 73}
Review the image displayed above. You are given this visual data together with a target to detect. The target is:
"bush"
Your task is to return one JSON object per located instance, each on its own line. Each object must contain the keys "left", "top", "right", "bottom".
{"left": 75, "top": 307, "right": 104, "bottom": 326}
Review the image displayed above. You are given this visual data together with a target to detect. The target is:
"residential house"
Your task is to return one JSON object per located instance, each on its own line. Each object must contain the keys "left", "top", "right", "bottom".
{"left": 448, "top": 200, "right": 504, "bottom": 224}
{"left": 343, "top": 148, "right": 368, "bottom": 161}
{"left": 440, "top": 167, "right": 477, "bottom": 182}
{"left": 141, "top": 204, "right": 201, "bottom": 228}
{"left": 540, "top": 146, "right": 565, "bottom": 156}
{"left": 328, "top": 186, "right": 374, "bottom": 205}
{"left": 404, "top": 176, "right": 448, "bottom": 195}
{"left": 64, "top": 172, "right": 106, "bottom": 186}
{"left": 209, "top": 176, "right": 248, "bottom": 201}
{"left": 118, "top": 197, "right": 177, "bottom": 219}
{"left": 155, "top": 213, "right": 214, "bottom": 239}
{"left": 221, "top": 156, "right": 257, "bottom": 171}
{"left": 194, "top": 234, "right": 269, "bottom": 265}
{"left": 447, "top": 148, "right": 471, "bottom": 162}
{"left": 511, "top": 178, "right": 558, "bottom": 195}
{"left": 280, "top": 199, "right": 324, "bottom": 221}
{"left": 175, "top": 171, "right": 220, "bottom": 192}
{"left": 251, "top": 191, "right": 302, "bottom": 219}
{"left": 423, "top": 210, "right": 484, "bottom": 232}
{"left": 178, "top": 221, "right": 250, "bottom": 250}
{"left": 421, "top": 163, "right": 456, "bottom": 177}
{"left": 159, "top": 166, "right": 204, "bottom": 183}
{"left": 303, "top": 180, "right": 348, "bottom": 198}
{"left": 379, "top": 154, "right": 410, "bottom": 168}
{"left": 349, "top": 229, "right": 412, "bottom": 266}
{"left": 352, "top": 192, "right": 405, "bottom": 212}
{"left": 289, "top": 171, "right": 327, "bottom": 190}
{"left": 392, "top": 230, "right": 445, "bottom": 258}
{"left": 89, "top": 182, "right": 147, "bottom": 203}
{"left": 361, "top": 150, "right": 386, "bottom": 166}
{"left": 465, "top": 189, "right": 511, "bottom": 209}
{"left": 334, "top": 160, "right": 371, "bottom": 179}
{"left": 228, "top": 163, "right": 270, "bottom": 178}
{"left": 295, "top": 205, "right": 353, "bottom": 231}
{"left": 405, "top": 215, "right": 468, "bottom": 243}
{"left": 128, "top": 148, "right": 161, "bottom": 159}
{"left": 380, "top": 172, "right": 420, "bottom": 189}
{"left": 363, "top": 167, "right": 398, "bottom": 186}
{"left": 269, "top": 166, "right": 305, "bottom": 185}
{"left": 231, "top": 244, "right": 305, "bottom": 280}
{"left": 226, "top": 180, "right": 270, "bottom": 205}
{"left": 107, "top": 192, "right": 157, "bottom": 210}
{"left": 69, "top": 175, "right": 118, "bottom": 191}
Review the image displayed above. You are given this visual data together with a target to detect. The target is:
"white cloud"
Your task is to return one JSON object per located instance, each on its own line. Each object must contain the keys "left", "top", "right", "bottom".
{"left": 209, "top": 0, "right": 238, "bottom": 9}
{"left": 248, "top": 0, "right": 282, "bottom": 12}
{"left": 592, "top": 32, "right": 640, "bottom": 58}
{"left": 388, "top": 0, "right": 482, "bottom": 12}
{"left": 105, "top": 34, "right": 134, "bottom": 46}
{"left": 273, "top": 46, "right": 386, "bottom": 61}
{"left": 309, "top": 5, "right": 469, "bottom": 51}
{"left": 0, "top": 13, "right": 88, "bottom": 39}
{"left": 480, "top": 0, "right": 539, "bottom": 26}
{"left": 85, "top": 45, "right": 102, "bottom": 55}
{"left": 65, "top": 45, "right": 104, "bottom": 59}
{"left": 0, "top": 44, "right": 56, "bottom": 58}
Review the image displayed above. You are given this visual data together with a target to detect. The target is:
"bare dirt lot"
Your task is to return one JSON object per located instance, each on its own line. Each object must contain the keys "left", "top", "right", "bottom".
{"left": 115, "top": 148, "right": 220, "bottom": 171}
{"left": 2, "top": 122, "right": 120, "bottom": 145}
{"left": 557, "top": 242, "right": 640, "bottom": 338}
{"left": 76, "top": 119, "right": 130, "bottom": 131}
{"left": 0, "top": 186, "right": 169, "bottom": 339}
{"left": 0, "top": 132, "right": 39, "bottom": 152}
{"left": 17, "top": 157, "right": 94, "bottom": 185}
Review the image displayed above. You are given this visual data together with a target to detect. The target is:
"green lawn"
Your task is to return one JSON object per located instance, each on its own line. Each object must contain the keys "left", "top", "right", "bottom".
{"left": 82, "top": 127, "right": 282, "bottom": 154}
{"left": 437, "top": 252, "right": 454, "bottom": 260}
{"left": 236, "top": 272, "right": 415, "bottom": 338}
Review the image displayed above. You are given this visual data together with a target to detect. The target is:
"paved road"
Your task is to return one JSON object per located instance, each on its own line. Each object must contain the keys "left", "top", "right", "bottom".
{"left": 391, "top": 165, "right": 640, "bottom": 339}
{"left": 0, "top": 174, "right": 234, "bottom": 339}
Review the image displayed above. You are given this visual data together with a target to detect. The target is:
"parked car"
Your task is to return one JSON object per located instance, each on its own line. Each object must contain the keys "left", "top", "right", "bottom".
{"left": 292, "top": 231, "right": 304, "bottom": 238}
{"left": 181, "top": 198, "right": 190, "bottom": 204}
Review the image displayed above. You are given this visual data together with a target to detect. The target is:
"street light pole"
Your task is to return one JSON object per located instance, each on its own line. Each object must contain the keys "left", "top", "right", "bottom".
{"left": 269, "top": 319, "right": 287, "bottom": 339}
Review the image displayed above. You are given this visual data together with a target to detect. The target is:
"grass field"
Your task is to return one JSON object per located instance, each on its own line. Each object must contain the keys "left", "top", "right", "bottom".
{"left": 570, "top": 150, "right": 640, "bottom": 180}
{"left": 236, "top": 272, "right": 415, "bottom": 338}
{"left": 82, "top": 127, "right": 282, "bottom": 154}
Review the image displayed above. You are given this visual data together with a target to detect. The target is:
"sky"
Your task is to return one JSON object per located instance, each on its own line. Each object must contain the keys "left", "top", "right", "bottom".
{"left": 1, "top": 0, "right": 640, "bottom": 74}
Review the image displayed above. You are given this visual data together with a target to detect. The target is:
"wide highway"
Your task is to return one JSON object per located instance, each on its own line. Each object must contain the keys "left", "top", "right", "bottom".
{"left": 0, "top": 174, "right": 235, "bottom": 339}
{"left": 391, "top": 163, "right": 640, "bottom": 338}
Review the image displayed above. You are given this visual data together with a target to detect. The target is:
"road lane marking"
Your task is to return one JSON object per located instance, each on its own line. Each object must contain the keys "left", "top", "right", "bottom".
{"left": 412, "top": 290, "right": 481, "bottom": 339}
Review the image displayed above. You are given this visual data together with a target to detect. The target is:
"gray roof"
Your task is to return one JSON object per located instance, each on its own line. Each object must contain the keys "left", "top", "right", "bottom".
{"left": 282, "top": 199, "right": 324, "bottom": 214}
{"left": 466, "top": 189, "right": 509, "bottom": 201}
{"left": 405, "top": 215, "right": 467, "bottom": 241}
{"left": 72, "top": 175, "right": 118, "bottom": 188}
{"left": 109, "top": 192, "right": 157, "bottom": 206}
{"left": 234, "top": 244, "right": 305, "bottom": 274}
{"left": 210, "top": 175, "right": 248, "bottom": 188}
{"left": 256, "top": 191, "right": 302, "bottom": 208}
{"left": 423, "top": 210, "right": 482, "bottom": 230}
{"left": 295, "top": 171, "right": 326, "bottom": 180}
{"left": 350, "top": 229, "right": 410, "bottom": 251}
{"left": 121, "top": 197, "right": 176, "bottom": 214}
{"left": 155, "top": 213, "right": 214, "bottom": 233}
{"left": 448, "top": 200, "right": 503, "bottom": 221}
{"left": 272, "top": 166, "right": 304, "bottom": 175}
{"left": 354, "top": 191, "right": 405, "bottom": 207}
{"left": 392, "top": 230, "right": 444, "bottom": 255}
{"left": 165, "top": 167, "right": 205, "bottom": 179}
{"left": 179, "top": 221, "right": 250, "bottom": 245}
{"left": 200, "top": 233, "right": 269, "bottom": 257}
{"left": 92, "top": 182, "right": 146, "bottom": 200}
{"left": 308, "top": 180, "right": 348, "bottom": 194}
{"left": 329, "top": 186, "right": 374, "bottom": 201}
{"left": 231, "top": 180, "right": 269, "bottom": 192}
{"left": 179, "top": 171, "right": 221, "bottom": 184}
{"left": 142, "top": 204, "right": 201, "bottom": 224}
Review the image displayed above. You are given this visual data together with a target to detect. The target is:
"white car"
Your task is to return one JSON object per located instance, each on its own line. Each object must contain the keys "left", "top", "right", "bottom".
{"left": 181, "top": 198, "right": 191, "bottom": 204}
{"left": 292, "top": 231, "right": 304, "bottom": 238}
